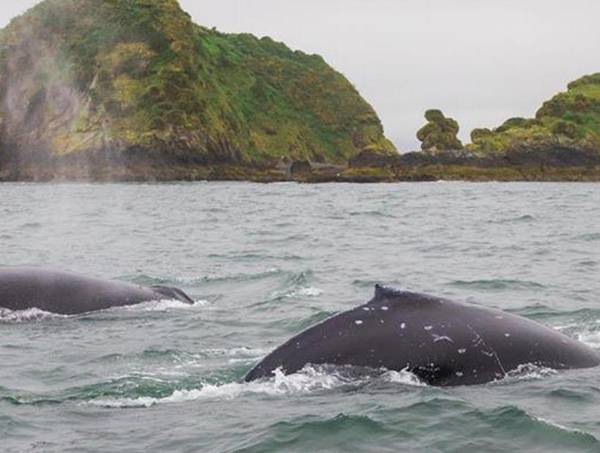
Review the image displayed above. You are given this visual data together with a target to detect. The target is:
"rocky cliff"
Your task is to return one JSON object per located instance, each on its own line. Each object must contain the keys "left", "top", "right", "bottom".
{"left": 0, "top": 0, "right": 395, "bottom": 180}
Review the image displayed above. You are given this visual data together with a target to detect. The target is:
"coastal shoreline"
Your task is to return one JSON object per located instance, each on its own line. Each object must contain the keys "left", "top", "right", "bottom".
{"left": 3, "top": 162, "right": 600, "bottom": 183}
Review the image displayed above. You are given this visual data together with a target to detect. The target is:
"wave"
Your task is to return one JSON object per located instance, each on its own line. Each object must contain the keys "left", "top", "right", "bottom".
{"left": 242, "top": 397, "right": 597, "bottom": 452}
{"left": 503, "top": 364, "right": 558, "bottom": 383}
{"left": 575, "top": 259, "right": 598, "bottom": 268}
{"left": 207, "top": 252, "right": 303, "bottom": 262}
{"left": 87, "top": 365, "right": 426, "bottom": 409}
{"left": 269, "top": 310, "right": 337, "bottom": 332}
{"left": 533, "top": 415, "right": 596, "bottom": 438}
{"left": 381, "top": 369, "right": 427, "bottom": 387}
{"left": 547, "top": 311, "right": 600, "bottom": 349}
{"left": 475, "top": 406, "right": 599, "bottom": 445}
{"left": 199, "top": 347, "right": 271, "bottom": 365}
{"left": 87, "top": 366, "right": 352, "bottom": 408}
{"left": 509, "top": 304, "right": 563, "bottom": 319}
{"left": 123, "top": 268, "right": 314, "bottom": 289}
{"left": 575, "top": 233, "right": 600, "bottom": 242}
{"left": 268, "top": 286, "right": 323, "bottom": 301}
{"left": 20, "top": 222, "right": 43, "bottom": 229}
{"left": 247, "top": 272, "right": 321, "bottom": 307}
{"left": 200, "top": 347, "right": 270, "bottom": 359}
{"left": 489, "top": 214, "right": 536, "bottom": 224}
{"left": 348, "top": 210, "right": 396, "bottom": 219}
{"left": 85, "top": 347, "right": 268, "bottom": 370}
{"left": 516, "top": 306, "right": 600, "bottom": 325}
{"left": 239, "top": 413, "right": 389, "bottom": 451}
{"left": 0, "top": 308, "right": 66, "bottom": 323}
{"left": 6, "top": 361, "right": 576, "bottom": 412}
{"left": 449, "top": 279, "right": 545, "bottom": 291}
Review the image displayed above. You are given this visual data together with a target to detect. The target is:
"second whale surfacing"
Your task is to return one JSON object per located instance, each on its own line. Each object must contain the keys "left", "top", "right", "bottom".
{"left": 246, "top": 285, "right": 600, "bottom": 386}
{"left": 0, "top": 267, "right": 194, "bottom": 315}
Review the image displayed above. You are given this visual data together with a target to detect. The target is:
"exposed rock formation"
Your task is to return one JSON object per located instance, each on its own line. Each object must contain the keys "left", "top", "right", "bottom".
{"left": 416, "top": 109, "right": 463, "bottom": 152}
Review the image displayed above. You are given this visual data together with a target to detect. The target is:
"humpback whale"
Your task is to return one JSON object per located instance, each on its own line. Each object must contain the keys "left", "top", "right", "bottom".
{"left": 0, "top": 268, "right": 194, "bottom": 315}
{"left": 246, "top": 285, "right": 600, "bottom": 386}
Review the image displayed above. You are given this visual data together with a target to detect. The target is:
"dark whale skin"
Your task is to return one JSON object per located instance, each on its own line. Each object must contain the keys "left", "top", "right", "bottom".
{"left": 245, "top": 286, "right": 600, "bottom": 386}
{"left": 0, "top": 268, "right": 194, "bottom": 315}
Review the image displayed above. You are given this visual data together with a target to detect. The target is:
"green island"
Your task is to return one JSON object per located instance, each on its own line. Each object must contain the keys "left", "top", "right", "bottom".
{"left": 0, "top": 0, "right": 599, "bottom": 182}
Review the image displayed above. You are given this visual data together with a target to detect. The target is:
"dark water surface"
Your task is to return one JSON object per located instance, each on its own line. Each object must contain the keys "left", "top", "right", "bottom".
{"left": 1, "top": 182, "right": 600, "bottom": 452}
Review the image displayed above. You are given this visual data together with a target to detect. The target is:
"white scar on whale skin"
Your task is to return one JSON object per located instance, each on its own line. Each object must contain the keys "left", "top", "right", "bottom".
{"left": 431, "top": 334, "right": 455, "bottom": 344}
{"left": 467, "top": 324, "right": 507, "bottom": 375}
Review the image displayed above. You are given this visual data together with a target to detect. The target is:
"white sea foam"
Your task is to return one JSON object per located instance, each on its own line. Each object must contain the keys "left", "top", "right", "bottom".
{"left": 0, "top": 298, "right": 206, "bottom": 322}
{"left": 552, "top": 322, "right": 600, "bottom": 350}
{"left": 576, "top": 330, "right": 600, "bottom": 349}
{"left": 88, "top": 366, "right": 352, "bottom": 409}
{"left": 497, "top": 364, "right": 558, "bottom": 384}
{"left": 89, "top": 365, "right": 432, "bottom": 409}
{"left": 0, "top": 308, "right": 66, "bottom": 323}
{"left": 198, "top": 347, "right": 271, "bottom": 364}
{"left": 554, "top": 323, "right": 578, "bottom": 331}
{"left": 203, "top": 347, "right": 270, "bottom": 358}
{"left": 294, "top": 287, "right": 323, "bottom": 297}
{"left": 382, "top": 369, "right": 426, "bottom": 387}
{"left": 119, "top": 299, "right": 208, "bottom": 312}
{"left": 277, "top": 287, "right": 323, "bottom": 299}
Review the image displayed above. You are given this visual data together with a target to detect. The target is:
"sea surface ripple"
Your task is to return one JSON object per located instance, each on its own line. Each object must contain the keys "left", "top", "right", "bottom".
{"left": 0, "top": 182, "right": 599, "bottom": 452}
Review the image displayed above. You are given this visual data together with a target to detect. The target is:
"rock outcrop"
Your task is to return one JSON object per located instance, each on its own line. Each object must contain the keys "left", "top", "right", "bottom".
{"left": 416, "top": 109, "right": 463, "bottom": 152}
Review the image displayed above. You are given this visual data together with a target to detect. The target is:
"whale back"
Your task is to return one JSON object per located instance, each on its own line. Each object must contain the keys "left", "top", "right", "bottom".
{"left": 245, "top": 286, "right": 600, "bottom": 386}
{"left": 0, "top": 268, "right": 193, "bottom": 315}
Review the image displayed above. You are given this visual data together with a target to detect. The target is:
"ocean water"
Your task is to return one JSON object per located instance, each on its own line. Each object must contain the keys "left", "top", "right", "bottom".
{"left": 1, "top": 182, "right": 600, "bottom": 452}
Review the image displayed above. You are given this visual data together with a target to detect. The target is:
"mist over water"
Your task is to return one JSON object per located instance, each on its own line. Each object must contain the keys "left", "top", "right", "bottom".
{"left": 1, "top": 182, "right": 600, "bottom": 452}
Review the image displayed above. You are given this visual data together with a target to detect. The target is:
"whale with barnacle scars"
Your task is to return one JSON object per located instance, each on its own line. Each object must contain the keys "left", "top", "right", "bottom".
{"left": 245, "top": 285, "right": 600, "bottom": 386}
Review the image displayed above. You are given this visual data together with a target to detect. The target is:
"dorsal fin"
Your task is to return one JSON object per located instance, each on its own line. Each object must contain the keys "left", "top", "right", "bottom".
{"left": 373, "top": 285, "right": 448, "bottom": 307}
{"left": 374, "top": 284, "right": 405, "bottom": 301}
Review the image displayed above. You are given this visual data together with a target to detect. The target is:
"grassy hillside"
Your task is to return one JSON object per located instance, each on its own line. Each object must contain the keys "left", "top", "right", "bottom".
{"left": 0, "top": 0, "right": 395, "bottom": 178}
{"left": 468, "top": 74, "right": 600, "bottom": 155}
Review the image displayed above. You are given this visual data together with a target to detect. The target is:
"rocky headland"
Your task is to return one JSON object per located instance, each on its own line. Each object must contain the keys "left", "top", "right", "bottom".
{"left": 0, "top": 0, "right": 395, "bottom": 182}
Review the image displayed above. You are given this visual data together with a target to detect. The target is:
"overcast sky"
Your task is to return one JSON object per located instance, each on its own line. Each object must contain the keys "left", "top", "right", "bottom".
{"left": 3, "top": 1, "right": 600, "bottom": 150}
